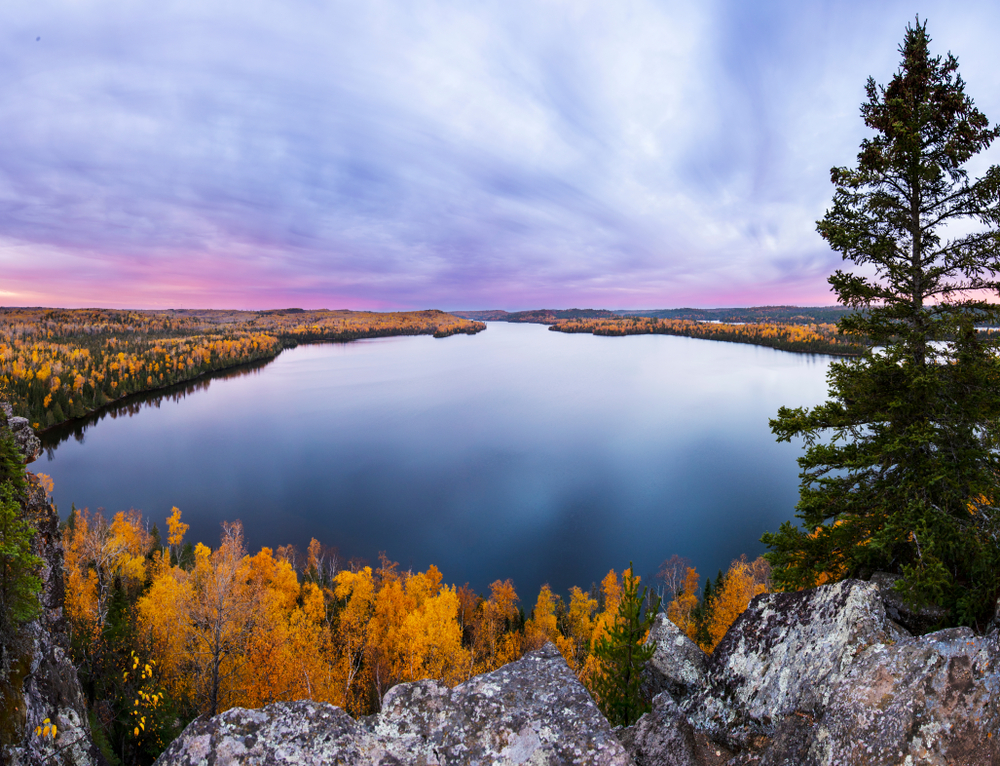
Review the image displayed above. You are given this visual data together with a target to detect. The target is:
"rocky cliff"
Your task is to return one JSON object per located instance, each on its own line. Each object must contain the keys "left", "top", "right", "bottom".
{"left": 0, "top": 406, "right": 101, "bottom": 766}
{"left": 157, "top": 579, "right": 999, "bottom": 766}
{"left": 631, "top": 580, "right": 999, "bottom": 766}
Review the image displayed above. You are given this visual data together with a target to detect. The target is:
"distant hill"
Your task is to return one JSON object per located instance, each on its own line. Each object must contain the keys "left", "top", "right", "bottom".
{"left": 451, "top": 310, "right": 512, "bottom": 321}
{"left": 452, "top": 309, "right": 618, "bottom": 324}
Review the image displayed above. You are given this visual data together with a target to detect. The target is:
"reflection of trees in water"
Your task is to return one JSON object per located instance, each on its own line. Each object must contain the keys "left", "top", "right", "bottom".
{"left": 40, "top": 358, "right": 273, "bottom": 453}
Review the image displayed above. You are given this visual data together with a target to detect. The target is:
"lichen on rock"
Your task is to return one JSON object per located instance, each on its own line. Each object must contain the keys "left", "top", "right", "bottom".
{"left": 641, "top": 613, "right": 706, "bottom": 704}
{"left": 617, "top": 692, "right": 699, "bottom": 766}
{"left": 683, "top": 579, "right": 893, "bottom": 748}
{"left": 155, "top": 643, "right": 633, "bottom": 765}
{"left": 808, "top": 627, "right": 1000, "bottom": 765}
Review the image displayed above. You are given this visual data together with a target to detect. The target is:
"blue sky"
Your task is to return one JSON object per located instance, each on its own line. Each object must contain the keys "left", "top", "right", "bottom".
{"left": 2, "top": 1, "right": 998, "bottom": 310}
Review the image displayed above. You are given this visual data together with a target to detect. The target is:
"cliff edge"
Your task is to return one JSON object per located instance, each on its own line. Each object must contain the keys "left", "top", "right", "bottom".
{"left": 0, "top": 405, "right": 101, "bottom": 766}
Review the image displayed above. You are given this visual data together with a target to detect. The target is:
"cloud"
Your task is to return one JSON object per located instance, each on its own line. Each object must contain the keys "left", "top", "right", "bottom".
{"left": 1, "top": 0, "right": 998, "bottom": 309}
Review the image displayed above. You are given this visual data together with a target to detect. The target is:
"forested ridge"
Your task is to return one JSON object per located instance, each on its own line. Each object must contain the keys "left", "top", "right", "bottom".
{"left": 0, "top": 308, "right": 484, "bottom": 430}
{"left": 550, "top": 316, "right": 864, "bottom": 356}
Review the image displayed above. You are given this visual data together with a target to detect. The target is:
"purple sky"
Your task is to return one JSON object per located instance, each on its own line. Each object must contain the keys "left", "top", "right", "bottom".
{"left": 2, "top": 2, "right": 999, "bottom": 311}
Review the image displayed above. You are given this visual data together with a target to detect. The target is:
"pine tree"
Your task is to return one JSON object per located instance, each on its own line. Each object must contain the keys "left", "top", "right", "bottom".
{"left": 590, "top": 565, "right": 659, "bottom": 726}
{"left": 764, "top": 18, "right": 1000, "bottom": 629}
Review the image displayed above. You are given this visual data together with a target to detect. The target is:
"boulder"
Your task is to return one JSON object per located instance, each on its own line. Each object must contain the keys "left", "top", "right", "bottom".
{"left": 870, "top": 571, "right": 948, "bottom": 635}
{"left": 155, "top": 643, "right": 633, "bottom": 765}
{"left": 684, "top": 579, "right": 893, "bottom": 748}
{"left": 642, "top": 613, "right": 707, "bottom": 702}
{"left": 0, "top": 404, "right": 41, "bottom": 464}
{"left": 616, "top": 693, "right": 699, "bottom": 766}
{"left": 806, "top": 627, "right": 1000, "bottom": 766}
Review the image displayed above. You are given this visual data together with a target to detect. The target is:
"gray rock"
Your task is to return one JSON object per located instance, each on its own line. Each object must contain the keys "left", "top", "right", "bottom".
{"left": 807, "top": 627, "right": 1000, "bottom": 766}
{"left": 642, "top": 613, "right": 706, "bottom": 703}
{"left": 3, "top": 411, "right": 42, "bottom": 464}
{"left": 870, "top": 571, "right": 948, "bottom": 635}
{"left": 151, "top": 701, "right": 375, "bottom": 765}
{"left": 616, "top": 693, "right": 699, "bottom": 766}
{"left": 684, "top": 579, "right": 893, "bottom": 748}
{"left": 155, "top": 643, "right": 634, "bottom": 765}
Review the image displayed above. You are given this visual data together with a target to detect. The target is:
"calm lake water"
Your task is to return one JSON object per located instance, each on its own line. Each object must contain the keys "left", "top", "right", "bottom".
{"left": 39, "top": 322, "right": 832, "bottom": 598}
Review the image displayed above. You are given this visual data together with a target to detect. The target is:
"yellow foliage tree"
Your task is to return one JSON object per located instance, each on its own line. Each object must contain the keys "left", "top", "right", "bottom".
{"left": 64, "top": 508, "right": 151, "bottom": 640}
{"left": 579, "top": 569, "right": 622, "bottom": 689}
{"left": 333, "top": 565, "right": 377, "bottom": 712}
{"left": 471, "top": 579, "right": 522, "bottom": 674}
{"left": 166, "top": 506, "right": 188, "bottom": 563}
{"left": 666, "top": 567, "right": 700, "bottom": 642}
{"left": 563, "top": 586, "right": 598, "bottom": 672}
{"left": 524, "top": 584, "right": 577, "bottom": 667}
{"left": 705, "top": 556, "right": 770, "bottom": 652}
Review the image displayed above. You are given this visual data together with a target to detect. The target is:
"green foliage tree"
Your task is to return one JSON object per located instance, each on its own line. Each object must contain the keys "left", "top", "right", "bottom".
{"left": 591, "top": 565, "right": 659, "bottom": 726}
{"left": 0, "top": 426, "right": 42, "bottom": 700}
{"left": 764, "top": 18, "right": 1000, "bottom": 629}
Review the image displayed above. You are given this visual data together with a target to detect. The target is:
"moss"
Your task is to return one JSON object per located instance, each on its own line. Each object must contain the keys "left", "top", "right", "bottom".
{"left": 89, "top": 710, "right": 122, "bottom": 766}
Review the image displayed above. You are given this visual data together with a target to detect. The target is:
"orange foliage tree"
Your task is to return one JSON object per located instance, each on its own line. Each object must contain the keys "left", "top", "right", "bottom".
{"left": 65, "top": 503, "right": 777, "bottom": 737}
{"left": 64, "top": 507, "right": 151, "bottom": 641}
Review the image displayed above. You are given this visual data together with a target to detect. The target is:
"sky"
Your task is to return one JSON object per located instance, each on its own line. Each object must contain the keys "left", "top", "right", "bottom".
{"left": 2, "top": 1, "right": 999, "bottom": 311}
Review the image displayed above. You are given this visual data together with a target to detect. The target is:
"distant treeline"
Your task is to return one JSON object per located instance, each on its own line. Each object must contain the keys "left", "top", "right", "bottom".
{"left": 457, "top": 304, "right": 1000, "bottom": 329}
{"left": 454, "top": 305, "right": 860, "bottom": 326}
{"left": 0, "top": 308, "right": 484, "bottom": 430}
{"left": 618, "top": 306, "right": 857, "bottom": 324}
{"left": 550, "top": 316, "right": 864, "bottom": 356}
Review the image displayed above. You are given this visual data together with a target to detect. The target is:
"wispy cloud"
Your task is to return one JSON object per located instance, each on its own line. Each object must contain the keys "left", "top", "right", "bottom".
{"left": 2, "top": 0, "right": 998, "bottom": 309}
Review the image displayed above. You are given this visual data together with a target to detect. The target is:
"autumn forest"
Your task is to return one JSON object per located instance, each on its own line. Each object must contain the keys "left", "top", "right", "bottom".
{"left": 57, "top": 493, "right": 770, "bottom": 764}
{"left": 0, "top": 308, "right": 485, "bottom": 430}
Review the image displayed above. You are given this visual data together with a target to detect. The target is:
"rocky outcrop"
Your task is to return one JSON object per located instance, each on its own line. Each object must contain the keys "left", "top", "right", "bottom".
{"left": 642, "top": 614, "right": 706, "bottom": 703}
{"left": 624, "top": 579, "right": 1000, "bottom": 766}
{"left": 155, "top": 643, "right": 632, "bottom": 765}
{"left": 153, "top": 573, "right": 999, "bottom": 766}
{"left": 807, "top": 627, "right": 1000, "bottom": 765}
{"left": 0, "top": 410, "right": 100, "bottom": 766}
{"left": 683, "top": 579, "right": 893, "bottom": 748}
{"left": 0, "top": 402, "right": 41, "bottom": 464}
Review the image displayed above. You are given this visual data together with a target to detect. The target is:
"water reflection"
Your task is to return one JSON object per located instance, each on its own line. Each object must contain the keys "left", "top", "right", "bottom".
{"left": 39, "top": 325, "right": 833, "bottom": 597}
{"left": 40, "top": 357, "right": 275, "bottom": 453}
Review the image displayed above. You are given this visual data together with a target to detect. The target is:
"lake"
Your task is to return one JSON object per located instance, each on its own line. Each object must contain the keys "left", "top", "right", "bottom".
{"left": 38, "top": 322, "right": 833, "bottom": 599}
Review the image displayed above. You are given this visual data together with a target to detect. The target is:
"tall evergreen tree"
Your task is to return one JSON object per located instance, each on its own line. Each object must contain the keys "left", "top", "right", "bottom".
{"left": 591, "top": 565, "right": 659, "bottom": 726}
{"left": 764, "top": 19, "right": 1000, "bottom": 629}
